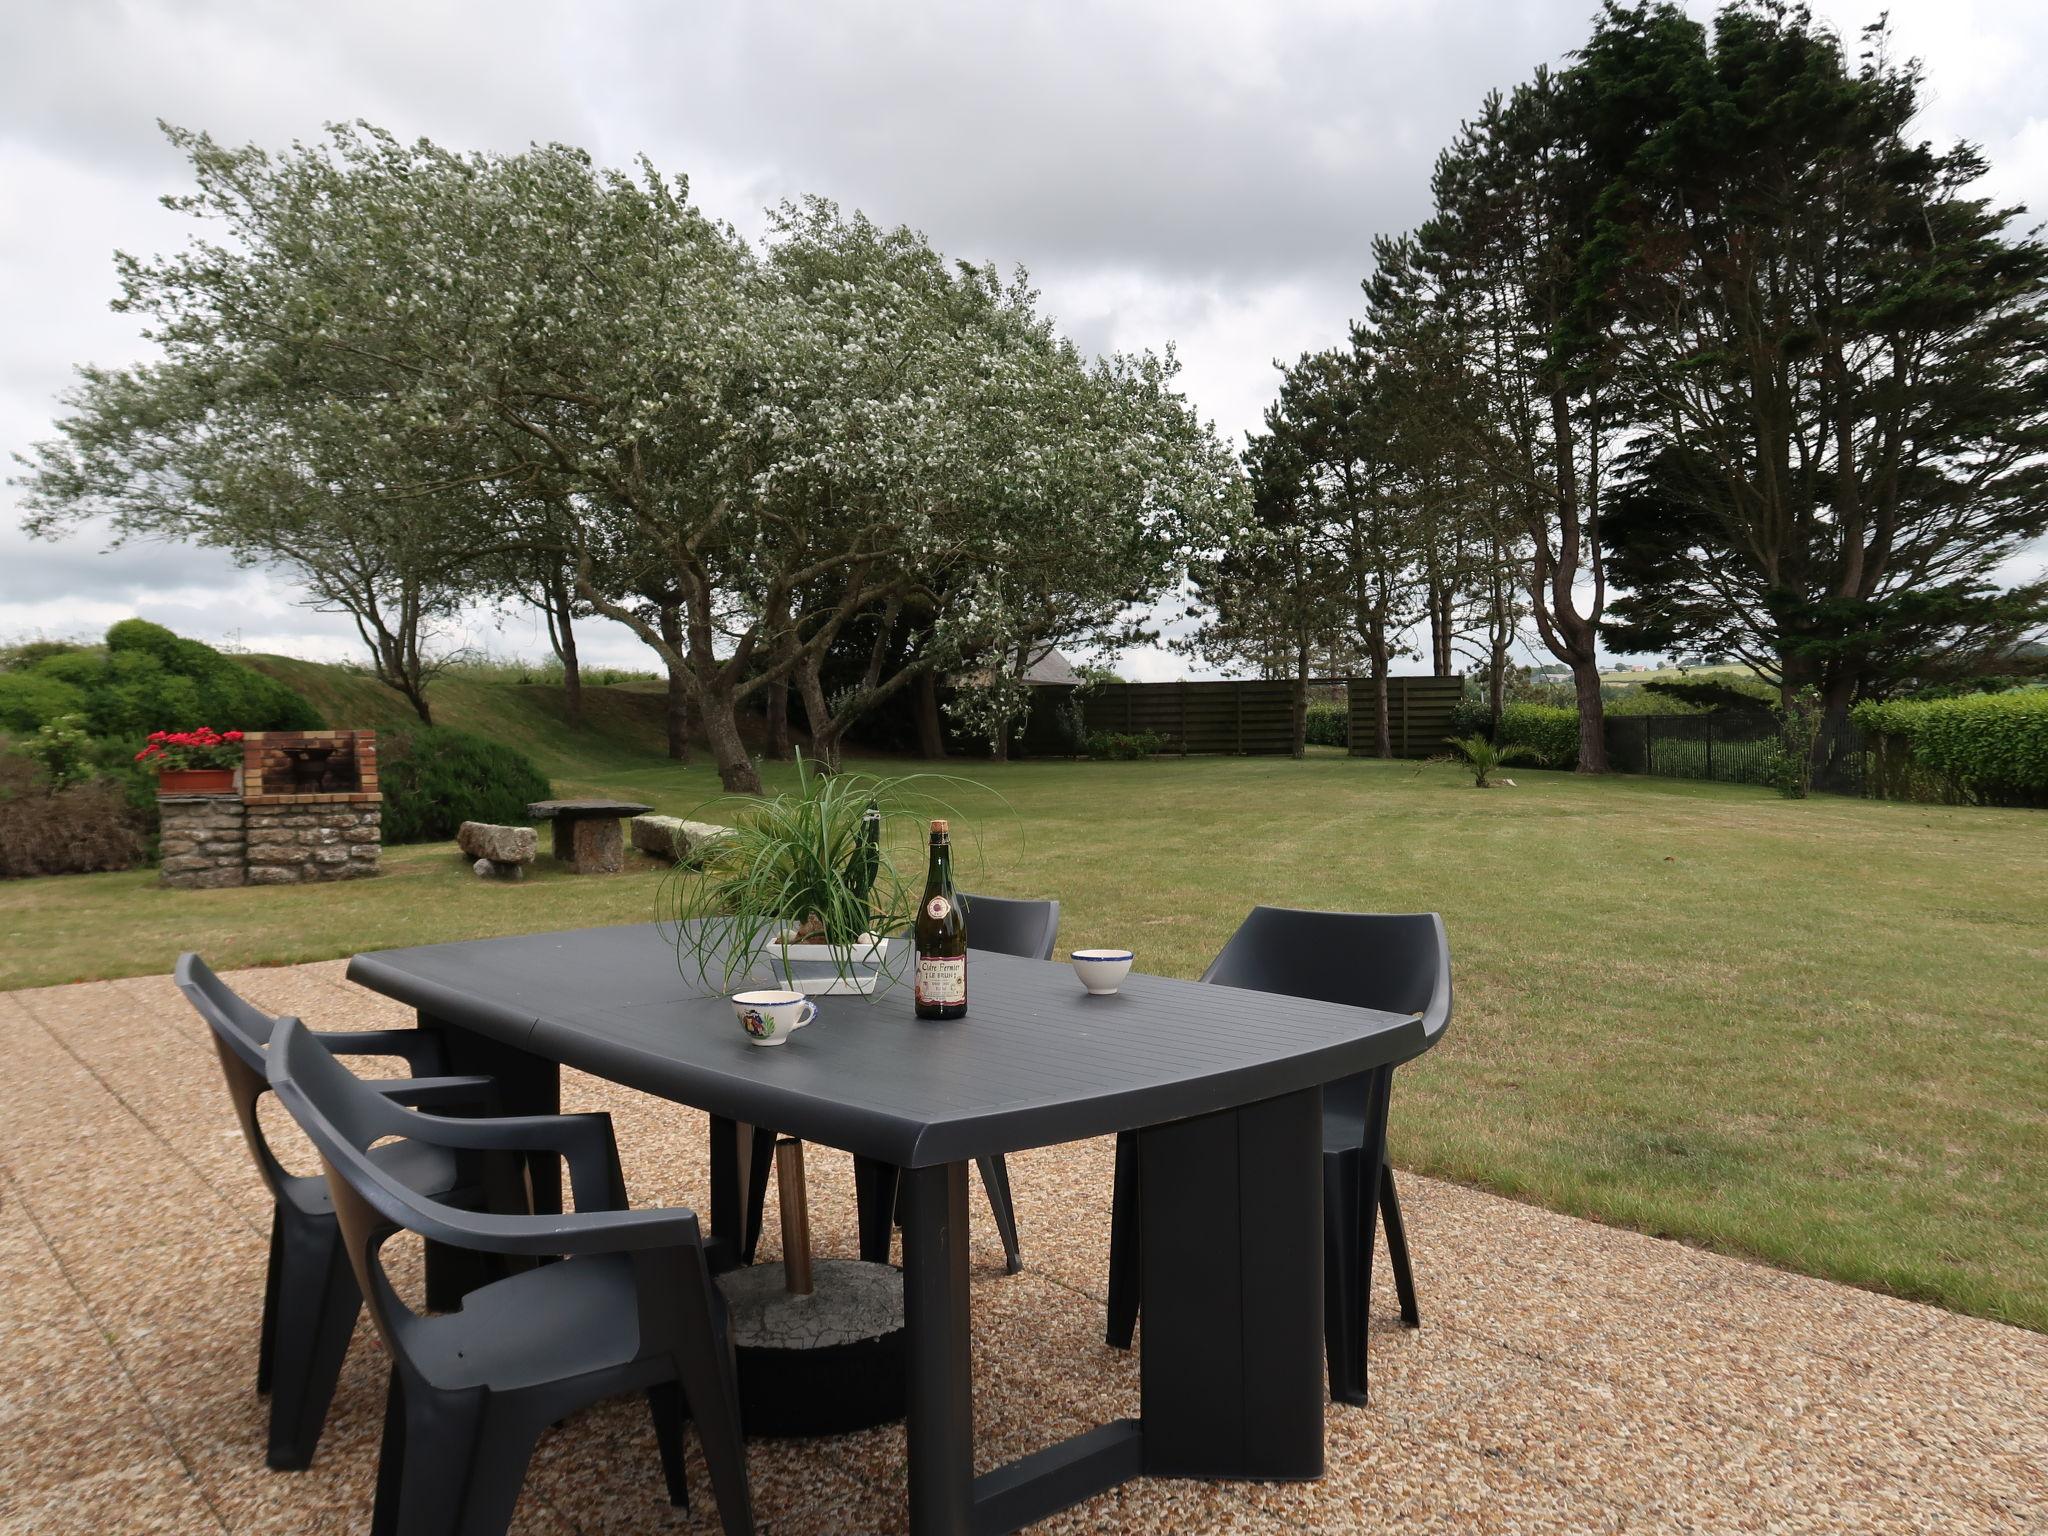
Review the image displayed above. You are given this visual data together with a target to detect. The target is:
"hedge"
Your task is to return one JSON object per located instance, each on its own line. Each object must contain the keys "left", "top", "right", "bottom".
{"left": 1852, "top": 691, "right": 2048, "bottom": 806}
{"left": 1496, "top": 703, "right": 1580, "bottom": 769}
{"left": 1303, "top": 700, "right": 1347, "bottom": 747}
{"left": 378, "top": 726, "right": 554, "bottom": 843}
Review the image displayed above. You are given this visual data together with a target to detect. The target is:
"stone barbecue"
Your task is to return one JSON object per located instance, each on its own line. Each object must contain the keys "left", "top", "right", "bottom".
{"left": 158, "top": 730, "right": 381, "bottom": 888}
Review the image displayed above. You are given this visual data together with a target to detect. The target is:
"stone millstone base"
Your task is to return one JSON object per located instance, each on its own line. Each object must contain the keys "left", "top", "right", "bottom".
{"left": 718, "top": 1259, "right": 905, "bottom": 1436}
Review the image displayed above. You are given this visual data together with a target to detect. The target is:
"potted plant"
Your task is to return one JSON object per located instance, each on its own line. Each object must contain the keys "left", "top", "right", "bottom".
{"left": 136, "top": 727, "right": 245, "bottom": 793}
{"left": 671, "top": 754, "right": 991, "bottom": 996}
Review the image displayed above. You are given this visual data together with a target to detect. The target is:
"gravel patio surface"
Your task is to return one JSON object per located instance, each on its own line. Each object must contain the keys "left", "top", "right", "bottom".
{"left": 1, "top": 962, "right": 2041, "bottom": 1535}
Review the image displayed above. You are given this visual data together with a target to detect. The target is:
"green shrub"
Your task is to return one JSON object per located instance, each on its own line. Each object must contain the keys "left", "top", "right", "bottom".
{"left": 1303, "top": 701, "right": 1348, "bottom": 747}
{"left": 0, "top": 671, "right": 88, "bottom": 733}
{"left": 1853, "top": 691, "right": 2048, "bottom": 806}
{"left": 20, "top": 715, "right": 94, "bottom": 793}
{"left": 378, "top": 727, "right": 554, "bottom": 843}
{"left": 0, "top": 639, "right": 87, "bottom": 672}
{"left": 0, "top": 621, "right": 322, "bottom": 740}
{"left": 1084, "top": 730, "right": 1171, "bottom": 761}
{"left": 1498, "top": 703, "right": 1580, "bottom": 769}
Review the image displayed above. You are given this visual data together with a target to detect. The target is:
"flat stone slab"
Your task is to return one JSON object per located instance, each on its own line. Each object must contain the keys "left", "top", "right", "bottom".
{"left": 630, "top": 814, "right": 734, "bottom": 865}
{"left": 527, "top": 798, "right": 653, "bottom": 819}
{"left": 456, "top": 822, "right": 536, "bottom": 864}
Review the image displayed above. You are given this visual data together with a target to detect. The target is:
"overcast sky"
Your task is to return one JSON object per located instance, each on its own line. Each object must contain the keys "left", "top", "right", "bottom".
{"left": 4, "top": 0, "right": 2045, "bottom": 680}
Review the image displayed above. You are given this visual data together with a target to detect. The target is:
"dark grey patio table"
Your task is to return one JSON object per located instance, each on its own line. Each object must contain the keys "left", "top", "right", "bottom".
{"left": 347, "top": 922, "right": 1431, "bottom": 1535}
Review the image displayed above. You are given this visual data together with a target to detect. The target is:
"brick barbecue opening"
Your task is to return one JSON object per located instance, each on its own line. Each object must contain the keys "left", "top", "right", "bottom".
{"left": 157, "top": 730, "right": 383, "bottom": 888}
{"left": 245, "top": 729, "right": 375, "bottom": 803}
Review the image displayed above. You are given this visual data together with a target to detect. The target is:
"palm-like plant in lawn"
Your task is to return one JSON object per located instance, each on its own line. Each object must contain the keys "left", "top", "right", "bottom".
{"left": 1444, "top": 734, "right": 1546, "bottom": 788}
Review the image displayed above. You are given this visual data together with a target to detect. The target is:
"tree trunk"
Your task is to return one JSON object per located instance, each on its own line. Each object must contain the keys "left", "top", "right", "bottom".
{"left": 1291, "top": 638, "right": 1310, "bottom": 758}
{"left": 545, "top": 568, "right": 582, "bottom": 726}
{"left": 1817, "top": 671, "right": 1859, "bottom": 789}
{"left": 697, "top": 684, "right": 761, "bottom": 794}
{"left": 1428, "top": 579, "right": 1455, "bottom": 676}
{"left": 765, "top": 676, "right": 791, "bottom": 760}
{"left": 1371, "top": 639, "right": 1392, "bottom": 759}
{"left": 658, "top": 602, "right": 690, "bottom": 763}
{"left": 1570, "top": 660, "right": 1608, "bottom": 773}
{"left": 914, "top": 670, "right": 947, "bottom": 759}
{"left": 1488, "top": 647, "right": 1508, "bottom": 740}
{"left": 793, "top": 657, "right": 842, "bottom": 774}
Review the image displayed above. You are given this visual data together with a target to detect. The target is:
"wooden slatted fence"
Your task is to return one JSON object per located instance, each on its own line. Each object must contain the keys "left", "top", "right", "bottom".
{"left": 1080, "top": 680, "right": 1300, "bottom": 755}
{"left": 1077, "top": 675, "right": 1466, "bottom": 757}
{"left": 1346, "top": 676, "right": 1466, "bottom": 758}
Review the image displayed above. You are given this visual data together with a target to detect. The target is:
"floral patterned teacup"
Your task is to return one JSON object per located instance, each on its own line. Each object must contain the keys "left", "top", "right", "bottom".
{"left": 732, "top": 989, "right": 816, "bottom": 1046}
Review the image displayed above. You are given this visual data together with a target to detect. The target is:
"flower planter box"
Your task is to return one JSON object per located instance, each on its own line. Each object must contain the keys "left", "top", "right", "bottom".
{"left": 158, "top": 767, "right": 237, "bottom": 794}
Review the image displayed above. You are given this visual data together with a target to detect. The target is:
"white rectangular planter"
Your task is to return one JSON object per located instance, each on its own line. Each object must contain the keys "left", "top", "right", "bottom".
{"left": 767, "top": 935, "right": 888, "bottom": 996}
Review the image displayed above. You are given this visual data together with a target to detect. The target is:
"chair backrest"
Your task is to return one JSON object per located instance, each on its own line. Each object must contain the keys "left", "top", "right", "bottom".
{"left": 174, "top": 951, "right": 293, "bottom": 1195}
{"left": 960, "top": 892, "right": 1061, "bottom": 962}
{"left": 1201, "top": 908, "right": 1450, "bottom": 1036}
{"left": 1204, "top": 910, "right": 1451, "bottom": 1129}
{"left": 263, "top": 1015, "right": 482, "bottom": 1349}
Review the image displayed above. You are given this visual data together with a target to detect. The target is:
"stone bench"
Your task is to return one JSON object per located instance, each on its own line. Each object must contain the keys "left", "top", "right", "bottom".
{"left": 630, "top": 815, "right": 734, "bottom": 866}
{"left": 457, "top": 821, "right": 537, "bottom": 880}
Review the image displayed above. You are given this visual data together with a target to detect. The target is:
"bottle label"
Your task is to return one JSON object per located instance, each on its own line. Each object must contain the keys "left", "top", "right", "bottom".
{"left": 925, "top": 895, "right": 952, "bottom": 921}
{"left": 915, "top": 955, "right": 966, "bottom": 1007}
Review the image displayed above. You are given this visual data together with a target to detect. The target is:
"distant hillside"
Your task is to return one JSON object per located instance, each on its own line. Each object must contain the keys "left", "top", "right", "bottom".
{"left": 237, "top": 655, "right": 675, "bottom": 780}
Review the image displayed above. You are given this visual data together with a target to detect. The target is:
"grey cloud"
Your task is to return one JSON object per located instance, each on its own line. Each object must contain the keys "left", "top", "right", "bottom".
{"left": 4, "top": 0, "right": 2044, "bottom": 666}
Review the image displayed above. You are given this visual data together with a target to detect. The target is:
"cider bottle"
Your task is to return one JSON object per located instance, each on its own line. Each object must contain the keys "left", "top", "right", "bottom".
{"left": 913, "top": 819, "right": 967, "bottom": 1019}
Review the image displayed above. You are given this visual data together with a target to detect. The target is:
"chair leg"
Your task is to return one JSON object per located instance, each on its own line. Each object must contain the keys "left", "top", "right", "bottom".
{"left": 1321, "top": 1149, "right": 1367, "bottom": 1407}
{"left": 264, "top": 1211, "right": 363, "bottom": 1469}
{"left": 1379, "top": 1164, "right": 1420, "bottom": 1328}
{"left": 647, "top": 1382, "right": 689, "bottom": 1509}
{"left": 741, "top": 1126, "right": 775, "bottom": 1266}
{"left": 256, "top": 1205, "right": 283, "bottom": 1395}
{"left": 977, "top": 1155, "right": 1022, "bottom": 1274}
{"left": 1105, "top": 1130, "right": 1140, "bottom": 1349}
{"left": 1338, "top": 1065, "right": 1397, "bottom": 1406}
{"left": 673, "top": 1262, "right": 756, "bottom": 1536}
{"left": 378, "top": 1376, "right": 541, "bottom": 1536}
{"left": 852, "top": 1155, "right": 901, "bottom": 1265}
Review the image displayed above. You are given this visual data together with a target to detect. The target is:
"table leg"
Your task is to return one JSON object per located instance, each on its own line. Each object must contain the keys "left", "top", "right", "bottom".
{"left": 426, "top": 1015, "right": 562, "bottom": 1216}
{"left": 1138, "top": 1086, "right": 1323, "bottom": 1480}
{"left": 901, "top": 1161, "right": 973, "bottom": 1536}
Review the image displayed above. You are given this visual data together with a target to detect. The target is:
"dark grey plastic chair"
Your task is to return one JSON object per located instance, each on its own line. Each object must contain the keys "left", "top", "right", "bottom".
{"left": 747, "top": 894, "right": 1059, "bottom": 1275}
{"left": 265, "top": 1015, "right": 754, "bottom": 1536}
{"left": 1104, "top": 909, "right": 1451, "bottom": 1405}
{"left": 174, "top": 953, "right": 500, "bottom": 1470}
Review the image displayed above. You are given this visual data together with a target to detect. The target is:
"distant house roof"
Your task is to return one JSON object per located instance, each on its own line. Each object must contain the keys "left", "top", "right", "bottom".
{"left": 1021, "top": 647, "right": 1083, "bottom": 686}
{"left": 954, "top": 645, "right": 1084, "bottom": 689}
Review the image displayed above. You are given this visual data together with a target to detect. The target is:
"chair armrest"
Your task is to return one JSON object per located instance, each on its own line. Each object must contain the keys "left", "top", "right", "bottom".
{"left": 314, "top": 1027, "right": 448, "bottom": 1075}
{"left": 376, "top": 1074, "right": 496, "bottom": 1110}
{"left": 419, "top": 1202, "right": 703, "bottom": 1258}
{"left": 401, "top": 1109, "right": 626, "bottom": 1212}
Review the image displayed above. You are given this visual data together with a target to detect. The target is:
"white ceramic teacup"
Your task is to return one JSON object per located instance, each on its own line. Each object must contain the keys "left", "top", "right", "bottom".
{"left": 1070, "top": 948, "right": 1134, "bottom": 995}
{"left": 732, "top": 989, "right": 816, "bottom": 1046}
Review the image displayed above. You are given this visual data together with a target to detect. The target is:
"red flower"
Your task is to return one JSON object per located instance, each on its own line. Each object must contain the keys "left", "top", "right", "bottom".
{"left": 224, "top": 731, "right": 243, "bottom": 742}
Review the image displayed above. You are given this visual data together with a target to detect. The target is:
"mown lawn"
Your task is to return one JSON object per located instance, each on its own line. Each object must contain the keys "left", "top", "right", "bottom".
{"left": 4, "top": 747, "right": 2043, "bottom": 1332}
